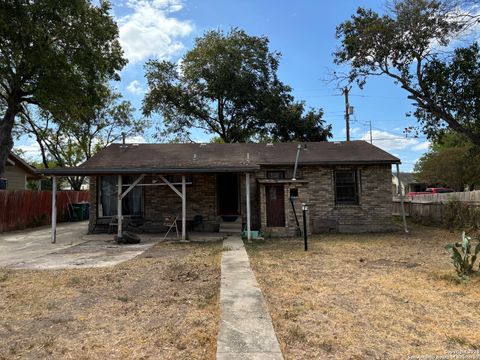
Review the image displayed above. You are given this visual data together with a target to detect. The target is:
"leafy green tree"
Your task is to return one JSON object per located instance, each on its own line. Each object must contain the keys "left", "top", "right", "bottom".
{"left": 16, "top": 90, "right": 147, "bottom": 190}
{"left": 414, "top": 132, "right": 480, "bottom": 190}
{"left": 334, "top": 0, "right": 480, "bottom": 145}
{"left": 0, "top": 0, "right": 126, "bottom": 181}
{"left": 143, "top": 28, "right": 327, "bottom": 143}
{"left": 270, "top": 103, "right": 332, "bottom": 142}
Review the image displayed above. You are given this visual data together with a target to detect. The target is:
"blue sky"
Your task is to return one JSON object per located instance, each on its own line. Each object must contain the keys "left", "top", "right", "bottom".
{"left": 17, "top": 0, "right": 434, "bottom": 171}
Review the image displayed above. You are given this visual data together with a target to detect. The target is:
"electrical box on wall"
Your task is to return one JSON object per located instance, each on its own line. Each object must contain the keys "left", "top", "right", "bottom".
{"left": 290, "top": 188, "right": 299, "bottom": 198}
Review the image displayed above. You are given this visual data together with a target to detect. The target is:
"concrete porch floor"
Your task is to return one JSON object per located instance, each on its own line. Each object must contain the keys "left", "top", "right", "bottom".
{"left": 0, "top": 222, "right": 226, "bottom": 270}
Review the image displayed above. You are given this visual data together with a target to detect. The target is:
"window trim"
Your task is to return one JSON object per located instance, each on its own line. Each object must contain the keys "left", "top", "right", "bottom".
{"left": 334, "top": 169, "right": 360, "bottom": 205}
{"left": 266, "top": 170, "right": 286, "bottom": 180}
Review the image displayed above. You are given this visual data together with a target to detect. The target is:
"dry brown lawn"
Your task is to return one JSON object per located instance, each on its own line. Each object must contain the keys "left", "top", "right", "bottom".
{"left": 246, "top": 223, "right": 480, "bottom": 360}
{"left": 0, "top": 241, "right": 222, "bottom": 360}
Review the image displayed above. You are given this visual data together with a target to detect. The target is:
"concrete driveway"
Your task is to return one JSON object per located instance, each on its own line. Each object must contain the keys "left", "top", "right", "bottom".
{"left": 0, "top": 222, "right": 158, "bottom": 269}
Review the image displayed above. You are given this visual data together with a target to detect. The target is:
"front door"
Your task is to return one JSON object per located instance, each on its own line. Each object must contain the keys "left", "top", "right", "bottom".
{"left": 217, "top": 173, "right": 239, "bottom": 215}
{"left": 266, "top": 185, "right": 285, "bottom": 227}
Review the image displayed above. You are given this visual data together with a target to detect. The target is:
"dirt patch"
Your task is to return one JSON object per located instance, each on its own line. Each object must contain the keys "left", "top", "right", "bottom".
{"left": 0, "top": 242, "right": 221, "bottom": 359}
{"left": 246, "top": 223, "right": 480, "bottom": 360}
{"left": 364, "top": 258, "right": 420, "bottom": 268}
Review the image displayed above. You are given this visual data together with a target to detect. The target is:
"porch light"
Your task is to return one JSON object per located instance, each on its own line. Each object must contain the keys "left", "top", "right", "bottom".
{"left": 301, "top": 203, "right": 308, "bottom": 251}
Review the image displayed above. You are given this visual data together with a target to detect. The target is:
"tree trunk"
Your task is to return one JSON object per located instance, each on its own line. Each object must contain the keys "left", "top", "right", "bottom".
{"left": 68, "top": 176, "right": 84, "bottom": 191}
{"left": 0, "top": 105, "right": 17, "bottom": 179}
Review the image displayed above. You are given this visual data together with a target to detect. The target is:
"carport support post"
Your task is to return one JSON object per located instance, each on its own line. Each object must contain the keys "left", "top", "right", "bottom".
{"left": 182, "top": 175, "right": 186, "bottom": 241}
{"left": 246, "top": 172, "right": 251, "bottom": 241}
{"left": 396, "top": 163, "right": 409, "bottom": 234}
{"left": 117, "top": 175, "right": 123, "bottom": 240}
{"left": 51, "top": 176, "right": 57, "bottom": 244}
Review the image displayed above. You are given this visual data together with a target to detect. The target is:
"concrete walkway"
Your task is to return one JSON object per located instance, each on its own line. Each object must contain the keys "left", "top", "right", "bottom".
{"left": 217, "top": 236, "right": 283, "bottom": 360}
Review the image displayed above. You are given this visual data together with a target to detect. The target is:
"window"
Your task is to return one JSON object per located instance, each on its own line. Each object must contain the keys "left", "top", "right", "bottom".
{"left": 267, "top": 171, "right": 285, "bottom": 179}
{"left": 98, "top": 176, "right": 143, "bottom": 217}
{"left": 334, "top": 170, "right": 359, "bottom": 205}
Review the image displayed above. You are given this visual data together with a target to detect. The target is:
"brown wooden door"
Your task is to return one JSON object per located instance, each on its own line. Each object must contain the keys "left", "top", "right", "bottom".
{"left": 266, "top": 185, "right": 285, "bottom": 227}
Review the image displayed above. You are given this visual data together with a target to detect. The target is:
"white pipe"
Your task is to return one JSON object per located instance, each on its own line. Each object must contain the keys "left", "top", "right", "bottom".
{"left": 396, "top": 163, "right": 409, "bottom": 233}
{"left": 246, "top": 172, "right": 251, "bottom": 241}
{"left": 292, "top": 144, "right": 301, "bottom": 181}
{"left": 51, "top": 176, "right": 57, "bottom": 244}
{"left": 182, "top": 175, "right": 186, "bottom": 241}
{"left": 117, "top": 175, "right": 123, "bottom": 239}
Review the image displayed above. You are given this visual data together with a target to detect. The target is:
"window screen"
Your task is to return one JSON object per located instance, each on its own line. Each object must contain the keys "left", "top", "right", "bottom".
{"left": 98, "top": 176, "right": 143, "bottom": 217}
{"left": 334, "top": 170, "right": 359, "bottom": 204}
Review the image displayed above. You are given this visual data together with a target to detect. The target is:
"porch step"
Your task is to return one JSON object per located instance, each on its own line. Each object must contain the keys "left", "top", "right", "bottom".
{"left": 219, "top": 218, "right": 243, "bottom": 234}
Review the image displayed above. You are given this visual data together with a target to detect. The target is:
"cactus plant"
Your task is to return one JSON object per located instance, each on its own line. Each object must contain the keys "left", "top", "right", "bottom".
{"left": 445, "top": 232, "right": 480, "bottom": 277}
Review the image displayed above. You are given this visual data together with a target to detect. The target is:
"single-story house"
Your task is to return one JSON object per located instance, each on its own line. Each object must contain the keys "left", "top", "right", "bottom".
{"left": 39, "top": 141, "right": 400, "bottom": 241}
{"left": 1, "top": 153, "right": 41, "bottom": 190}
{"left": 392, "top": 172, "right": 426, "bottom": 195}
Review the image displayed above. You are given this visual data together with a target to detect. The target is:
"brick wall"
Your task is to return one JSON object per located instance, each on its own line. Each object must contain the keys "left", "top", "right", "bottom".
{"left": 88, "top": 176, "right": 97, "bottom": 233}
{"left": 88, "top": 164, "right": 394, "bottom": 235}
{"left": 258, "top": 164, "right": 394, "bottom": 235}
{"left": 302, "top": 164, "right": 393, "bottom": 233}
{"left": 143, "top": 174, "right": 218, "bottom": 232}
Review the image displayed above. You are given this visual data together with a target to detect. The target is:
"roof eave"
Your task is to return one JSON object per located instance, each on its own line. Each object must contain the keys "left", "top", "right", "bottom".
{"left": 36, "top": 166, "right": 261, "bottom": 176}
{"left": 259, "top": 160, "right": 401, "bottom": 166}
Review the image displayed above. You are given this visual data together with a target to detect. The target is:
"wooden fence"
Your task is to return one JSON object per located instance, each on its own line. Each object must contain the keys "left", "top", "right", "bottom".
{"left": 393, "top": 190, "right": 480, "bottom": 226}
{"left": 0, "top": 190, "right": 89, "bottom": 233}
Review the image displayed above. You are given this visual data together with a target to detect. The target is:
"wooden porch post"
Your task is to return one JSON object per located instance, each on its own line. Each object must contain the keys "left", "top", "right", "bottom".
{"left": 246, "top": 172, "right": 251, "bottom": 241}
{"left": 51, "top": 176, "right": 57, "bottom": 244}
{"left": 117, "top": 175, "right": 123, "bottom": 239}
{"left": 182, "top": 175, "right": 186, "bottom": 241}
{"left": 396, "top": 163, "right": 409, "bottom": 233}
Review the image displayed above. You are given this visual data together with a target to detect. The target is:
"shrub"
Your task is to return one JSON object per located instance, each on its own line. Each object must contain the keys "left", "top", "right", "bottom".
{"left": 444, "top": 200, "right": 480, "bottom": 230}
{"left": 445, "top": 232, "right": 480, "bottom": 277}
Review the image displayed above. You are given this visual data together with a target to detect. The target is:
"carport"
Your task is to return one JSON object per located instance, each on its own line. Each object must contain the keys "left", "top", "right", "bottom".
{"left": 39, "top": 168, "right": 254, "bottom": 244}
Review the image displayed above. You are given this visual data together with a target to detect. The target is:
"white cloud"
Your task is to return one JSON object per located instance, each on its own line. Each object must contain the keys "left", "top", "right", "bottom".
{"left": 126, "top": 80, "right": 145, "bottom": 95}
{"left": 361, "top": 130, "right": 419, "bottom": 152}
{"left": 350, "top": 127, "right": 361, "bottom": 135}
{"left": 117, "top": 0, "right": 193, "bottom": 64}
{"left": 430, "top": 5, "right": 480, "bottom": 51}
{"left": 411, "top": 141, "right": 430, "bottom": 151}
{"left": 14, "top": 142, "right": 41, "bottom": 160}
{"left": 125, "top": 135, "right": 147, "bottom": 144}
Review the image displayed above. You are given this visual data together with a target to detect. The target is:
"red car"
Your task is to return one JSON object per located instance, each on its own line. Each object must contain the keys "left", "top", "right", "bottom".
{"left": 407, "top": 188, "right": 455, "bottom": 196}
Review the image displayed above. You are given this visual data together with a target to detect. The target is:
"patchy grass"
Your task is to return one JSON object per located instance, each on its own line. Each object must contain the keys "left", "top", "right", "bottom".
{"left": 0, "top": 241, "right": 222, "bottom": 360}
{"left": 246, "top": 223, "right": 480, "bottom": 360}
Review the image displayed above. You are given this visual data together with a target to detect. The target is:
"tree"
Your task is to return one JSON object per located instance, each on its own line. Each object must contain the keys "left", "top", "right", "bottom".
{"left": 0, "top": 0, "right": 126, "bottom": 180}
{"left": 334, "top": 0, "right": 480, "bottom": 145}
{"left": 269, "top": 103, "right": 332, "bottom": 142}
{"left": 414, "top": 132, "right": 480, "bottom": 190}
{"left": 143, "top": 28, "right": 300, "bottom": 143}
{"left": 16, "top": 90, "right": 147, "bottom": 190}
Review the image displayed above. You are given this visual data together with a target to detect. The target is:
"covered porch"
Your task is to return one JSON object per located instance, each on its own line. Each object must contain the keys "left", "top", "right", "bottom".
{"left": 43, "top": 169, "right": 257, "bottom": 244}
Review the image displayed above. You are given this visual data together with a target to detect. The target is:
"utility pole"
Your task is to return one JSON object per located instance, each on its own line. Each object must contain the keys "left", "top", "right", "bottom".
{"left": 369, "top": 120, "right": 373, "bottom": 144}
{"left": 342, "top": 86, "right": 352, "bottom": 141}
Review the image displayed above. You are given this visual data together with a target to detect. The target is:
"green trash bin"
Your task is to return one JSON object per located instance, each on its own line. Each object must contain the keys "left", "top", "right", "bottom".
{"left": 71, "top": 202, "right": 90, "bottom": 221}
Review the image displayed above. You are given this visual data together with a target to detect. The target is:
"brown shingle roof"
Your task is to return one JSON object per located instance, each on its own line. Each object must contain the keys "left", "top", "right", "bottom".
{"left": 37, "top": 141, "right": 400, "bottom": 175}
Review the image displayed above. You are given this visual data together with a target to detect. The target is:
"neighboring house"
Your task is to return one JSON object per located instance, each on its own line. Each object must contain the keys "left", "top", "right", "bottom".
{"left": 40, "top": 141, "right": 400, "bottom": 236}
{"left": 392, "top": 172, "right": 426, "bottom": 195}
{"left": 3, "top": 153, "right": 41, "bottom": 190}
